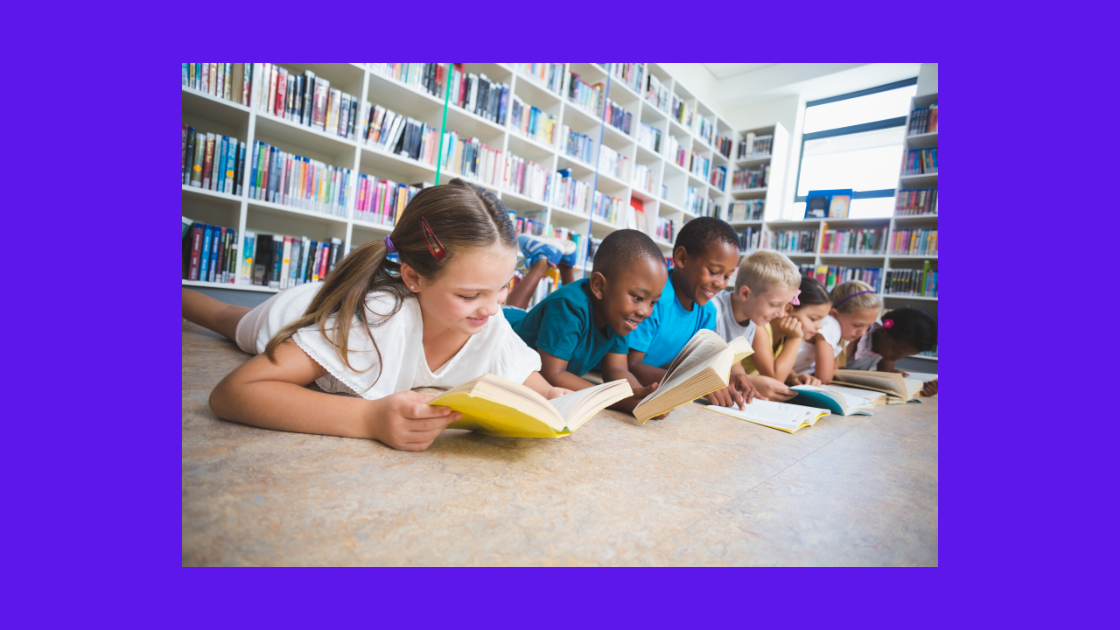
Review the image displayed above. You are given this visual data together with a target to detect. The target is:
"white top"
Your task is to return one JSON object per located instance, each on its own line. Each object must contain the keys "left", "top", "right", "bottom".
{"left": 711, "top": 290, "right": 757, "bottom": 346}
{"left": 246, "top": 282, "right": 542, "bottom": 399}
{"left": 793, "top": 315, "right": 843, "bottom": 375}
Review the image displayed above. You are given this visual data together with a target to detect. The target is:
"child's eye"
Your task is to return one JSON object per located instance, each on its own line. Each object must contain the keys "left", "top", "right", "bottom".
{"left": 461, "top": 294, "right": 479, "bottom": 301}
{"left": 633, "top": 295, "right": 644, "bottom": 302}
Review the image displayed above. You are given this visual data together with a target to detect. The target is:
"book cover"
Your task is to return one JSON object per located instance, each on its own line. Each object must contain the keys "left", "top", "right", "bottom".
{"left": 312, "top": 79, "right": 330, "bottom": 131}
{"left": 327, "top": 237, "right": 343, "bottom": 276}
{"left": 279, "top": 237, "right": 293, "bottom": 289}
{"left": 326, "top": 88, "right": 341, "bottom": 135}
{"left": 317, "top": 241, "right": 330, "bottom": 280}
{"left": 187, "top": 223, "right": 204, "bottom": 281}
{"left": 302, "top": 241, "right": 317, "bottom": 284}
{"left": 268, "top": 235, "right": 284, "bottom": 288}
{"left": 338, "top": 93, "right": 350, "bottom": 138}
{"left": 201, "top": 133, "right": 215, "bottom": 190}
{"left": 301, "top": 71, "right": 315, "bottom": 126}
{"left": 199, "top": 224, "right": 213, "bottom": 283}
{"left": 208, "top": 227, "right": 222, "bottom": 282}
{"left": 214, "top": 227, "right": 228, "bottom": 284}
{"left": 183, "top": 127, "right": 197, "bottom": 185}
{"left": 253, "top": 234, "right": 270, "bottom": 285}
{"left": 288, "top": 238, "right": 302, "bottom": 287}
{"left": 240, "top": 231, "right": 255, "bottom": 284}
{"left": 234, "top": 141, "right": 246, "bottom": 195}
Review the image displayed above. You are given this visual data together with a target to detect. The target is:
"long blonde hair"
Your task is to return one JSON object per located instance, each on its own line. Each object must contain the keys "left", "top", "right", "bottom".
{"left": 264, "top": 179, "right": 516, "bottom": 387}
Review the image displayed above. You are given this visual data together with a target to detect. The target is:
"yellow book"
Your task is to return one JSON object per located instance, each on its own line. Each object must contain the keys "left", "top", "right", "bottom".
{"left": 633, "top": 329, "right": 754, "bottom": 423}
{"left": 428, "top": 374, "right": 633, "bottom": 438}
{"left": 707, "top": 400, "right": 830, "bottom": 434}
{"left": 832, "top": 369, "right": 925, "bottom": 404}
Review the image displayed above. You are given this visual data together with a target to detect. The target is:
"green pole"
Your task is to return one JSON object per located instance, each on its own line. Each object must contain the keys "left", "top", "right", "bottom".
{"left": 434, "top": 62, "right": 452, "bottom": 184}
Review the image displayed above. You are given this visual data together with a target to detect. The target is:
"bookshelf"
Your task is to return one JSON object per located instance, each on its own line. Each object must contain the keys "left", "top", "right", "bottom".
{"left": 182, "top": 62, "right": 736, "bottom": 294}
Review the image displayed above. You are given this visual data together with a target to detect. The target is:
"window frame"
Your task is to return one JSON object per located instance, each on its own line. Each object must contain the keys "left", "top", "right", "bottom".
{"left": 792, "top": 78, "right": 918, "bottom": 207}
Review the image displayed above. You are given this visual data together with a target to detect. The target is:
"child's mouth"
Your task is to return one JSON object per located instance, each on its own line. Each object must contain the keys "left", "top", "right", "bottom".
{"left": 466, "top": 316, "right": 489, "bottom": 327}
{"left": 699, "top": 287, "right": 717, "bottom": 300}
{"left": 622, "top": 316, "right": 641, "bottom": 331}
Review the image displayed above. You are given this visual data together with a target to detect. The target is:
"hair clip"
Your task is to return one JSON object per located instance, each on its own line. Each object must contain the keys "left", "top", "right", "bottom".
{"left": 419, "top": 217, "right": 446, "bottom": 260}
{"left": 883, "top": 319, "right": 894, "bottom": 329}
{"left": 790, "top": 289, "right": 801, "bottom": 306}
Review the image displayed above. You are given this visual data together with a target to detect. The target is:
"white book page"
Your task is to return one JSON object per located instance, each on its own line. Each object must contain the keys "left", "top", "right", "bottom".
{"left": 795, "top": 384, "right": 879, "bottom": 407}
{"left": 642, "top": 330, "right": 728, "bottom": 405}
{"left": 707, "top": 400, "right": 819, "bottom": 431}
{"left": 548, "top": 383, "right": 612, "bottom": 421}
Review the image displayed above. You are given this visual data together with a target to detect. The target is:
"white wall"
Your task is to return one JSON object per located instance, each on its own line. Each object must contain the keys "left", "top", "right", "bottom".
{"left": 917, "top": 63, "right": 938, "bottom": 96}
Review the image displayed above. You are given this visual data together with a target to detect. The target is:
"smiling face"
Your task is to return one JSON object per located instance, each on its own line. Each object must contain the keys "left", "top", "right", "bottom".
{"left": 832, "top": 306, "right": 881, "bottom": 343}
{"left": 589, "top": 257, "right": 668, "bottom": 336}
{"left": 790, "top": 302, "right": 832, "bottom": 340}
{"left": 738, "top": 283, "right": 800, "bottom": 326}
{"left": 672, "top": 240, "right": 741, "bottom": 309}
{"left": 403, "top": 246, "right": 516, "bottom": 336}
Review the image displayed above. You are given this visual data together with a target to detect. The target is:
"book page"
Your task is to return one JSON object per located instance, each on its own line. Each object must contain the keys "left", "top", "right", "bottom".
{"left": 834, "top": 369, "right": 906, "bottom": 398}
{"left": 795, "top": 384, "right": 881, "bottom": 407}
{"left": 707, "top": 400, "right": 820, "bottom": 432}
{"left": 548, "top": 382, "right": 613, "bottom": 420}
{"left": 641, "top": 330, "right": 728, "bottom": 405}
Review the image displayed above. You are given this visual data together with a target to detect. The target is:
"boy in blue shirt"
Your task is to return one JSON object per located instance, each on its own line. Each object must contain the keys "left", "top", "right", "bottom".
{"left": 505, "top": 229, "right": 668, "bottom": 415}
{"left": 626, "top": 217, "right": 760, "bottom": 409}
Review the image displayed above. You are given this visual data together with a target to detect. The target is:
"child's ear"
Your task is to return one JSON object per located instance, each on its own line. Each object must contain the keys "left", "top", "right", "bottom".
{"left": 672, "top": 245, "right": 689, "bottom": 270}
{"left": 829, "top": 307, "right": 839, "bottom": 317}
{"left": 401, "top": 264, "right": 420, "bottom": 292}
{"left": 783, "top": 303, "right": 794, "bottom": 316}
{"left": 738, "top": 284, "right": 751, "bottom": 301}
{"left": 588, "top": 271, "right": 608, "bottom": 300}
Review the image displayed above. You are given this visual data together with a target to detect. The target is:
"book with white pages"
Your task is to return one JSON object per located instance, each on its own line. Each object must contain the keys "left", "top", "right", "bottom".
{"left": 706, "top": 400, "right": 830, "bottom": 434}
{"left": 789, "top": 384, "right": 879, "bottom": 416}
{"left": 632, "top": 329, "right": 754, "bottom": 423}
{"left": 832, "top": 369, "right": 925, "bottom": 404}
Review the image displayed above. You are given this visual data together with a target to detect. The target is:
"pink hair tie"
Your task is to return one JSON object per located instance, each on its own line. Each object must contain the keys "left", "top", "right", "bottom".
{"left": 790, "top": 290, "right": 801, "bottom": 306}
{"left": 883, "top": 319, "right": 894, "bottom": 329}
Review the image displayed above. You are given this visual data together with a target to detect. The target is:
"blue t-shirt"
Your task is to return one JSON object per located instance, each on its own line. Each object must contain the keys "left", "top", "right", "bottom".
{"left": 628, "top": 270, "right": 717, "bottom": 368}
{"left": 506, "top": 279, "right": 628, "bottom": 376}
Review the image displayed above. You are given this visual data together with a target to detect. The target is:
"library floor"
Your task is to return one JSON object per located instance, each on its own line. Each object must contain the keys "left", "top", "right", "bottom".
{"left": 182, "top": 320, "right": 938, "bottom": 566}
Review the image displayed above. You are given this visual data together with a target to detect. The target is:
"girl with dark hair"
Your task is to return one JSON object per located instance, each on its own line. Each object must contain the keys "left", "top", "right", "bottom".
{"left": 847, "top": 306, "right": 939, "bottom": 395}
{"left": 183, "top": 179, "right": 570, "bottom": 451}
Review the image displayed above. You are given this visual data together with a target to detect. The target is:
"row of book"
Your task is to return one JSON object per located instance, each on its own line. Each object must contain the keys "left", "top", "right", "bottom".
{"left": 592, "top": 191, "right": 626, "bottom": 225}
{"left": 739, "top": 227, "right": 761, "bottom": 251}
{"left": 567, "top": 72, "right": 604, "bottom": 117}
{"left": 604, "top": 99, "right": 633, "bottom": 134}
{"left": 885, "top": 265, "right": 938, "bottom": 297}
{"left": 694, "top": 113, "right": 716, "bottom": 149}
{"left": 672, "top": 94, "right": 693, "bottom": 128}
{"left": 710, "top": 165, "right": 727, "bottom": 192}
{"left": 712, "top": 131, "right": 734, "bottom": 159}
{"left": 918, "top": 345, "right": 938, "bottom": 358}
{"left": 598, "top": 145, "right": 629, "bottom": 181}
{"left": 634, "top": 164, "right": 655, "bottom": 194}
{"left": 509, "top": 96, "right": 557, "bottom": 145}
{"left": 441, "top": 132, "right": 503, "bottom": 187}
{"left": 738, "top": 133, "right": 773, "bottom": 160}
{"left": 561, "top": 126, "right": 596, "bottom": 164}
{"left": 689, "top": 151, "right": 711, "bottom": 179}
{"left": 645, "top": 74, "right": 671, "bottom": 114}
{"left": 800, "top": 265, "right": 883, "bottom": 293}
{"left": 516, "top": 63, "right": 564, "bottom": 95}
{"left": 726, "top": 200, "right": 765, "bottom": 222}
{"left": 244, "top": 233, "right": 343, "bottom": 289}
{"left": 895, "top": 188, "right": 938, "bottom": 216}
{"left": 908, "top": 104, "right": 938, "bottom": 135}
{"left": 639, "top": 122, "right": 662, "bottom": 153}
{"left": 362, "top": 104, "right": 438, "bottom": 165}
{"left": 367, "top": 63, "right": 445, "bottom": 98}
{"left": 248, "top": 141, "right": 351, "bottom": 216}
{"left": 654, "top": 215, "right": 675, "bottom": 243}
{"left": 552, "top": 169, "right": 591, "bottom": 213}
{"left": 512, "top": 213, "right": 547, "bottom": 237}
{"left": 902, "top": 149, "right": 938, "bottom": 175}
{"left": 667, "top": 135, "right": 687, "bottom": 168}
{"left": 182, "top": 222, "right": 241, "bottom": 284}
{"left": 183, "top": 63, "right": 248, "bottom": 105}
{"left": 607, "top": 63, "right": 645, "bottom": 95}
{"left": 890, "top": 229, "right": 938, "bottom": 256}
{"left": 768, "top": 230, "right": 817, "bottom": 253}
{"left": 256, "top": 65, "right": 359, "bottom": 140}
{"left": 354, "top": 177, "right": 421, "bottom": 226}
{"left": 820, "top": 227, "right": 889, "bottom": 255}
{"left": 504, "top": 154, "right": 552, "bottom": 202}
{"left": 732, "top": 166, "right": 769, "bottom": 190}
{"left": 448, "top": 64, "right": 510, "bottom": 126}
{"left": 685, "top": 186, "right": 717, "bottom": 218}
{"left": 182, "top": 126, "right": 246, "bottom": 195}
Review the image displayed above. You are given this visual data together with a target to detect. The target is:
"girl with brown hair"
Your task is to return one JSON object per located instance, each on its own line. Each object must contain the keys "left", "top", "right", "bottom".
{"left": 183, "top": 179, "right": 570, "bottom": 451}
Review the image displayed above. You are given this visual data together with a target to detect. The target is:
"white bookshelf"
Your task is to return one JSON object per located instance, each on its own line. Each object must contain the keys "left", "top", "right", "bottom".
{"left": 181, "top": 62, "right": 737, "bottom": 292}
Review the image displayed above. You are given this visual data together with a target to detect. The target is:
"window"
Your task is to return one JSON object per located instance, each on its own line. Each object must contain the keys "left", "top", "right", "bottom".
{"left": 792, "top": 79, "right": 917, "bottom": 219}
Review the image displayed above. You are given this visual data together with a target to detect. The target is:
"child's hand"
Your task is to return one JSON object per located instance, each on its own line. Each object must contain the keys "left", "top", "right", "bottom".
{"left": 708, "top": 384, "right": 744, "bottom": 409}
{"left": 545, "top": 387, "right": 574, "bottom": 400}
{"left": 921, "top": 379, "right": 938, "bottom": 396}
{"left": 775, "top": 316, "right": 803, "bottom": 339}
{"left": 795, "top": 373, "right": 822, "bottom": 386}
{"left": 749, "top": 375, "right": 795, "bottom": 401}
{"left": 629, "top": 382, "right": 669, "bottom": 420}
{"left": 370, "top": 391, "right": 463, "bottom": 452}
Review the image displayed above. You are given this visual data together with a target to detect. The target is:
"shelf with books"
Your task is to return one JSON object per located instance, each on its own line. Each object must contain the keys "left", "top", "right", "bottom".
{"left": 883, "top": 294, "right": 938, "bottom": 301}
{"left": 899, "top": 172, "right": 938, "bottom": 189}
{"left": 731, "top": 186, "right": 768, "bottom": 199}
{"left": 512, "top": 64, "right": 564, "bottom": 100}
{"left": 358, "top": 144, "right": 437, "bottom": 184}
{"left": 183, "top": 278, "right": 275, "bottom": 293}
{"left": 907, "top": 131, "right": 938, "bottom": 150}
{"left": 181, "top": 184, "right": 243, "bottom": 206}
{"left": 893, "top": 214, "right": 939, "bottom": 228}
{"left": 182, "top": 87, "right": 251, "bottom": 129}
{"left": 247, "top": 198, "right": 350, "bottom": 226}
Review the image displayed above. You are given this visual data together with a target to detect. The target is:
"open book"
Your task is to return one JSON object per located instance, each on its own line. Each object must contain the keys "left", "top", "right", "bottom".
{"left": 706, "top": 400, "right": 830, "bottom": 434}
{"left": 633, "top": 329, "right": 754, "bottom": 423}
{"left": 428, "top": 374, "right": 633, "bottom": 438}
{"left": 790, "top": 384, "right": 879, "bottom": 416}
{"left": 833, "top": 369, "right": 924, "bottom": 404}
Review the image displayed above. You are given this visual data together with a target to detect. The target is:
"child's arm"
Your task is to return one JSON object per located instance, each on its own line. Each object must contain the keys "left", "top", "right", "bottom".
{"left": 521, "top": 370, "right": 574, "bottom": 399}
{"left": 812, "top": 336, "right": 836, "bottom": 384}
{"left": 602, "top": 352, "right": 663, "bottom": 416}
{"left": 538, "top": 349, "right": 599, "bottom": 391}
{"left": 209, "top": 340, "right": 462, "bottom": 451}
{"left": 747, "top": 374, "right": 796, "bottom": 401}
{"left": 921, "top": 379, "right": 938, "bottom": 396}
{"left": 749, "top": 322, "right": 801, "bottom": 382}
{"left": 875, "top": 358, "right": 909, "bottom": 376}
{"left": 626, "top": 349, "right": 666, "bottom": 387}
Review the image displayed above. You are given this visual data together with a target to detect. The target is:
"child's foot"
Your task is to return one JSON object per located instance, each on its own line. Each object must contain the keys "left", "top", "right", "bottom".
{"left": 518, "top": 235, "right": 563, "bottom": 267}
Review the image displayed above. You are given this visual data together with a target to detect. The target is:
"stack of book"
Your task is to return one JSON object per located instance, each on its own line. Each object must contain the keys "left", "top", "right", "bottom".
{"left": 249, "top": 140, "right": 351, "bottom": 217}
{"left": 732, "top": 166, "right": 769, "bottom": 190}
{"left": 604, "top": 99, "right": 633, "bottom": 134}
{"left": 513, "top": 213, "right": 547, "bottom": 237}
{"left": 255, "top": 65, "right": 359, "bottom": 140}
{"left": 183, "top": 63, "right": 249, "bottom": 105}
{"left": 800, "top": 265, "right": 883, "bottom": 292}
{"left": 767, "top": 230, "right": 816, "bottom": 254}
{"left": 566, "top": 72, "right": 604, "bottom": 117}
{"left": 598, "top": 145, "right": 629, "bottom": 180}
{"left": 606, "top": 63, "right": 644, "bottom": 94}
{"left": 448, "top": 64, "right": 510, "bottom": 126}
{"left": 737, "top": 133, "right": 773, "bottom": 159}
{"left": 633, "top": 164, "right": 655, "bottom": 194}
{"left": 667, "top": 135, "right": 687, "bottom": 168}
{"left": 685, "top": 186, "right": 714, "bottom": 217}
{"left": 727, "top": 200, "right": 765, "bottom": 222}
{"left": 689, "top": 151, "right": 710, "bottom": 180}
{"left": 902, "top": 149, "right": 938, "bottom": 175}
{"left": 367, "top": 63, "right": 445, "bottom": 97}
{"left": 739, "top": 227, "right": 762, "bottom": 251}
{"left": 551, "top": 169, "right": 590, "bottom": 213}
{"left": 363, "top": 105, "right": 438, "bottom": 166}
{"left": 710, "top": 165, "right": 727, "bottom": 192}
{"left": 654, "top": 216, "right": 675, "bottom": 243}
{"left": 183, "top": 126, "right": 246, "bottom": 195}
{"left": 671, "top": 94, "right": 693, "bottom": 128}
{"left": 592, "top": 191, "right": 625, "bottom": 225}
{"left": 509, "top": 96, "right": 557, "bottom": 145}
{"left": 638, "top": 122, "right": 662, "bottom": 153}
{"left": 354, "top": 176, "right": 421, "bottom": 226}
{"left": 503, "top": 154, "right": 553, "bottom": 202}
{"left": 713, "top": 131, "right": 733, "bottom": 159}
{"left": 516, "top": 63, "right": 564, "bottom": 94}
{"left": 908, "top": 104, "right": 938, "bottom": 135}
{"left": 693, "top": 113, "right": 715, "bottom": 147}
{"left": 441, "top": 131, "right": 503, "bottom": 187}
{"left": 895, "top": 188, "right": 938, "bottom": 216}
{"left": 560, "top": 126, "right": 596, "bottom": 165}
{"left": 891, "top": 229, "right": 938, "bottom": 256}
{"left": 885, "top": 264, "right": 938, "bottom": 297}
{"left": 645, "top": 75, "right": 671, "bottom": 113}
{"left": 182, "top": 221, "right": 240, "bottom": 284}
{"left": 820, "top": 226, "right": 888, "bottom": 255}
{"left": 241, "top": 232, "right": 343, "bottom": 289}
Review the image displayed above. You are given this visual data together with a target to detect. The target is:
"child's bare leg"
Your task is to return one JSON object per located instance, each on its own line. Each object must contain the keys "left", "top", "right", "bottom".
{"left": 559, "top": 264, "right": 575, "bottom": 286}
{"left": 182, "top": 289, "right": 251, "bottom": 341}
{"left": 505, "top": 258, "right": 551, "bottom": 309}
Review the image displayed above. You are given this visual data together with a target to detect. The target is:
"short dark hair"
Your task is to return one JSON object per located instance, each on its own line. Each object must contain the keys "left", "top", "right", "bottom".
{"left": 794, "top": 276, "right": 831, "bottom": 309}
{"left": 881, "top": 307, "right": 937, "bottom": 352}
{"left": 675, "top": 216, "right": 740, "bottom": 258}
{"left": 593, "top": 229, "right": 665, "bottom": 279}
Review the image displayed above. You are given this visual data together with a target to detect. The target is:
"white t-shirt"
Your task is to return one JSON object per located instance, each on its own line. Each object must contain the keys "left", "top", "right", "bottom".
{"left": 793, "top": 315, "right": 843, "bottom": 375}
{"left": 238, "top": 282, "right": 542, "bottom": 399}
{"left": 711, "top": 290, "right": 757, "bottom": 345}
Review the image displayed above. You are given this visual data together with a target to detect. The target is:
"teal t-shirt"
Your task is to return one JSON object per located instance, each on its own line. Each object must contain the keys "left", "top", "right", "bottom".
{"left": 628, "top": 270, "right": 717, "bottom": 368}
{"left": 506, "top": 279, "right": 628, "bottom": 376}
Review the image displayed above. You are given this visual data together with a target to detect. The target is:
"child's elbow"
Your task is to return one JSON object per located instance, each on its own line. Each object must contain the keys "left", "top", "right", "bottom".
{"left": 208, "top": 377, "right": 234, "bottom": 419}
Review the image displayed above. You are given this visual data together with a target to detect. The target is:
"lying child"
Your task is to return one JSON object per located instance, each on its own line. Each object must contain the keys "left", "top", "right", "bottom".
{"left": 847, "top": 306, "right": 938, "bottom": 396}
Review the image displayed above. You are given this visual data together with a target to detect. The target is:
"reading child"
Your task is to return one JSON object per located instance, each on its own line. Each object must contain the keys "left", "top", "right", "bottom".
{"left": 626, "top": 217, "right": 761, "bottom": 409}
{"left": 504, "top": 229, "right": 667, "bottom": 416}
{"left": 736, "top": 252, "right": 811, "bottom": 385}
{"left": 182, "top": 179, "right": 569, "bottom": 452}
{"left": 789, "top": 277, "right": 842, "bottom": 384}
{"left": 847, "top": 306, "right": 939, "bottom": 395}
{"left": 828, "top": 281, "right": 884, "bottom": 360}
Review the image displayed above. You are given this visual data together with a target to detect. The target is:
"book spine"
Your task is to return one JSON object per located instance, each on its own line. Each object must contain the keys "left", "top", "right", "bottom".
{"left": 328, "top": 237, "right": 343, "bottom": 276}
{"left": 279, "top": 236, "right": 293, "bottom": 289}
{"left": 214, "top": 227, "right": 227, "bottom": 283}
{"left": 240, "top": 231, "right": 255, "bottom": 284}
{"left": 298, "top": 237, "right": 311, "bottom": 285}
{"left": 188, "top": 224, "right": 204, "bottom": 281}
{"left": 268, "top": 235, "right": 283, "bottom": 288}
{"left": 288, "top": 238, "right": 302, "bottom": 287}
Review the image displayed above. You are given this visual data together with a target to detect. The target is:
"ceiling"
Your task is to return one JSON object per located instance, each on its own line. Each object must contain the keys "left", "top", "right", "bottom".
{"left": 702, "top": 63, "right": 777, "bottom": 79}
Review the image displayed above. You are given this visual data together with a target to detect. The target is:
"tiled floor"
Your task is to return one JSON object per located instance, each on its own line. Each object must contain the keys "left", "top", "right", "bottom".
{"left": 182, "top": 320, "right": 938, "bottom": 566}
